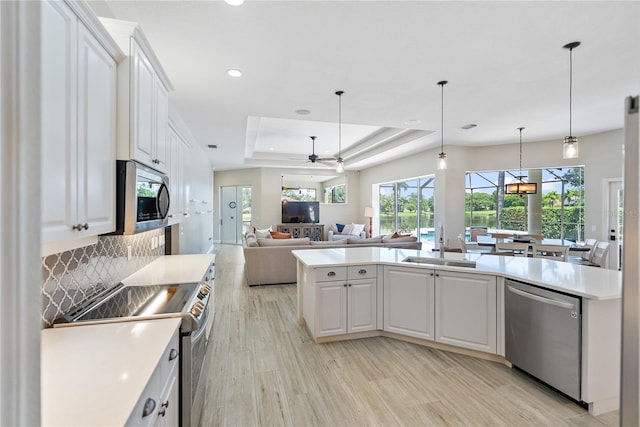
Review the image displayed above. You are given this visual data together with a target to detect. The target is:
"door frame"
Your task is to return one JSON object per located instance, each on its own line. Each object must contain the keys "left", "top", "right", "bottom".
{"left": 603, "top": 177, "right": 622, "bottom": 270}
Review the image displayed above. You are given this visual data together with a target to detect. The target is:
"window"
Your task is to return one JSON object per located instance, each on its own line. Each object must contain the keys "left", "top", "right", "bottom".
{"left": 281, "top": 188, "right": 316, "bottom": 201}
{"left": 378, "top": 176, "right": 435, "bottom": 241}
{"left": 465, "top": 167, "right": 584, "bottom": 241}
{"left": 324, "top": 183, "right": 346, "bottom": 203}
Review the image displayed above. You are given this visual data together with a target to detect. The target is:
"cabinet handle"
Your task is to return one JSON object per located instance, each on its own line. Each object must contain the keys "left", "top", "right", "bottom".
{"left": 343, "top": 284, "right": 347, "bottom": 287}
{"left": 327, "top": 271, "right": 336, "bottom": 277}
{"left": 436, "top": 273, "right": 440, "bottom": 277}
{"left": 142, "top": 398, "right": 156, "bottom": 417}
{"left": 72, "top": 223, "right": 89, "bottom": 231}
{"left": 169, "top": 348, "right": 179, "bottom": 361}
{"left": 348, "top": 283, "right": 352, "bottom": 287}
{"left": 157, "top": 399, "right": 169, "bottom": 417}
{"left": 358, "top": 269, "right": 367, "bottom": 275}
{"left": 430, "top": 272, "right": 434, "bottom": 276}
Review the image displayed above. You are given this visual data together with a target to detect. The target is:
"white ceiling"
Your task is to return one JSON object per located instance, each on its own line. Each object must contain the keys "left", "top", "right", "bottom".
{"left": 93, "top": 0, "right": 640, "bottom": 172}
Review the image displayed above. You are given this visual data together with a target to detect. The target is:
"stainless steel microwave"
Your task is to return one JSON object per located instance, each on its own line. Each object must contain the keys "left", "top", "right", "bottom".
{"left": 112, "top": 160, "right": 170, "bottom": 235}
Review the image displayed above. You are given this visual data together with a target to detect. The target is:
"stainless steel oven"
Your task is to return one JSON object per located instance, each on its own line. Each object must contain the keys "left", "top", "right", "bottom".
{"left": 54, "top": 278, "right": 213, "bottom": 427}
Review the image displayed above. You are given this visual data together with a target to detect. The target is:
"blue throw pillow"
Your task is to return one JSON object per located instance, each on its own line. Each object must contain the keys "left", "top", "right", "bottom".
{"left": 336, "top": 223, "right": 345, "bottom": 232}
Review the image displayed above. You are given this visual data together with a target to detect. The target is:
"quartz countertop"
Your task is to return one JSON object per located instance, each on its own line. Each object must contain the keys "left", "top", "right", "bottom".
{"left": 41, "top": 317, "right": 181, "bottom": 427}
{"left": 292, "top": 247, "right": 621, "bottom": 300}
{"left": 122, "top": 253, "right": 215, "bottom": 286}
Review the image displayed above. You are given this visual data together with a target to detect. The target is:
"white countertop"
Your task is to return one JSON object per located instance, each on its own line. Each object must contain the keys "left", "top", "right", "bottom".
{"left": 41, "top": 317, "right": 181, "bottom": 427}
{"left": 122, "top": 254, "right": 215, "bottom": 286}
{"left": 292, "top": 247, "right": 622, "bottom": 300}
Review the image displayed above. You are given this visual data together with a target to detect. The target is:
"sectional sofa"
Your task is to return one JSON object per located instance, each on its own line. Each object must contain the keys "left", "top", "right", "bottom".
{"left": 242, "top": 234, "right": 422, "bottom": 286}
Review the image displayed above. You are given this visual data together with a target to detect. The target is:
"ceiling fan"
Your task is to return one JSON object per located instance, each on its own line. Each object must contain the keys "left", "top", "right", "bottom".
{"left": 306, "top": 136, "right": 336, "bottom": 164}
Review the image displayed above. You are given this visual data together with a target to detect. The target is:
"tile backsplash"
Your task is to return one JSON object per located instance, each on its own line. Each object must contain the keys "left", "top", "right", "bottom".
{"left": 41, "top": 228, "right": 165, "bottom": 327}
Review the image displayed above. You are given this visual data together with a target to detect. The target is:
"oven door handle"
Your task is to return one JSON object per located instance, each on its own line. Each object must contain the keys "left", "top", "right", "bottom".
{"left": 190, "top": 309, "right": 210, "bottom": 343}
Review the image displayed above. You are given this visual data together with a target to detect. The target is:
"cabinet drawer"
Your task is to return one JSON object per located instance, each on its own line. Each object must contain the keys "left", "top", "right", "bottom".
{"left": 315, "top": 267, "right": 347, "bottom": 282}
{"left": 158, "top": 328, "right": 180, "bottom": 386}
{"left": 348, "top": 265, "right": 376, "bottom": 280}
{"left": 126, "top": 366, "right": 161, "bottom": 427}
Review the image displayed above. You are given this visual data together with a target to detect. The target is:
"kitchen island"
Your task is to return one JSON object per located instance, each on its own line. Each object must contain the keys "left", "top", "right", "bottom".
{"left": 292, "top": 246, "right": 621, "bottom": 416}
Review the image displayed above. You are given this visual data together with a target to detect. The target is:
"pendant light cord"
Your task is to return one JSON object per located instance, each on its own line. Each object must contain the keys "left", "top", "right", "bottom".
{"left": 569, "top": 47, "right": 573, "bottom": 136}
{"left": 518, "top": 127, "right": 524, "bottom": 177}
{"left": 440, "top": 83, "right": 444, "bottom": 153}
{"left": 336, "top": 90, "right": 344, "bottom": 159}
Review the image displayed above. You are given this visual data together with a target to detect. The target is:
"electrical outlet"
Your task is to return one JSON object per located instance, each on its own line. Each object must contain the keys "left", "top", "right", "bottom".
{"left": 592, "top": 225, "right": 597, "bottom": 232}
{"left": 159, "top": 234, "right": 165, "bottom": 246}
{"left": 127, "top": 245, "right": 132, "bottom": 261}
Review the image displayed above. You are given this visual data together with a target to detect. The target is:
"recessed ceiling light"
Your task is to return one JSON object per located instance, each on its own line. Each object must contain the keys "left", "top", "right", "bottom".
{"left": 269, "top": 147, "right": 274, "bottom": 151}
{"left": 296, "top": 109, "right": 311, "bottom": 116}
{"left": 461, "top": 123, "right": 477, "bottom": 130}
{"left": 404, "top": 119, "right": 421, "bottom": 125}
{"left": 227, "top": 69, "right": 243, "bottom": 78}
{"left": 224, "top": 0, "right": 244, "bottom": 6}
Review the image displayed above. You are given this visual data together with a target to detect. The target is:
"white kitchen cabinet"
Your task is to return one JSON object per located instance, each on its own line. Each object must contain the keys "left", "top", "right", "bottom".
{"left": 126, "top": 326, "right": 180, "bottom": 427}
{"left": 41, "top": 0, "right": 117, "bottom": 252}
{"left": 383, "top": 266, "right": 435, "bottom": 340}
{"left": 308, "top": 265, "right": 377, "bottom": 338}
{"left": 167, "top": 124, "right": 189, "bottom": 223}
{"left": 99, "top": 18, "right": 172, "bottom": 173}
{"left": 435, "top": 271, "right": 497, "bottom": 353}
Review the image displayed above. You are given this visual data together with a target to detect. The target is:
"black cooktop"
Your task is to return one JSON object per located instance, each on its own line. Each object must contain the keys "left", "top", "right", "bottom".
{"left": 59, "top": 282, "right": 200, "bottom": 324}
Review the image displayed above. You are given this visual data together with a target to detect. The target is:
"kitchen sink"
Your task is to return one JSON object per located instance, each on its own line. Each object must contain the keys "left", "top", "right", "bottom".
{"left": 401, "top": 256, "right": 477, "bottom": 268}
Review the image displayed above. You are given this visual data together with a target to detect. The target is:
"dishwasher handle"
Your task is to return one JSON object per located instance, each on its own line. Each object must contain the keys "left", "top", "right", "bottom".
{"left": 506, "top": 285, "right": 576, "bottom": 310}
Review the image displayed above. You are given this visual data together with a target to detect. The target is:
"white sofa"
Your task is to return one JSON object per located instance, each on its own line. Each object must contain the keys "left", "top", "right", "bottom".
{"left": 327, "top": 223, "right": 367, "bottom": 241}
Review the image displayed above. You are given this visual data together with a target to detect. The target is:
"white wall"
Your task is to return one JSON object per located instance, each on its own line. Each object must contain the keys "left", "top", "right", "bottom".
{"left": 213, "top": 168, "right": 363, "bottom": 240}
{"left": 359, "top": 129, "right": 624, "bottom": 245}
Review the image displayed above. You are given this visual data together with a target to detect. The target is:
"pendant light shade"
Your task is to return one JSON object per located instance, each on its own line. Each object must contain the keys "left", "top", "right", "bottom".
{"left": 505, "top": 127, "right": 537, "bottom": 195}
{"left": 562, "top": 41, "right": 580, "bottom": 159}
{"left": 437, "top": 80, "right": 448, "bottom": 170}
{"left": 335, "top": 90, "right": 345, "bottom": 173}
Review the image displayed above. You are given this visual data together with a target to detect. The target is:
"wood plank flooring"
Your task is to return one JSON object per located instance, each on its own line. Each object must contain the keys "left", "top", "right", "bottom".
{"left": 200, "top": 244, "right": 619, "bottom": 426}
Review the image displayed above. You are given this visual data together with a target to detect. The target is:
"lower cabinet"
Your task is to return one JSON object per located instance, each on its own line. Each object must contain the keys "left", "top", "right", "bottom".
{"left": 435, "top": 271, "right": 497, "bottom": 353}
{"left": 383, "top": 266, "right": 435, "bottom": 340}
{"left": 314, "top": 265, "right": 377, "bottom": 337}
{"left": 126, "top": 327, "right": 180, "bottom": 426}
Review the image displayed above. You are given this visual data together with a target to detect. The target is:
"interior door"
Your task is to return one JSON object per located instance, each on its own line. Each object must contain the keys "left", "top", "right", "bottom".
{"left": 606, "top": 179, "right": 623, "bottom": 270}
{"left": 221, "top": 186, "right": 238, "bottom": 244}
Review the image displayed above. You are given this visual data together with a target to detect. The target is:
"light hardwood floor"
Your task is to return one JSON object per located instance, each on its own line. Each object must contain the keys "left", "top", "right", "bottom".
{"left": 201, "top": 244, "right": 619, "bottom": 426}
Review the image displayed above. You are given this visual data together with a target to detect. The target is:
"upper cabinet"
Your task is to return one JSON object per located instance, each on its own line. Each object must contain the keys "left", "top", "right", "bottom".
{"left": 41, "top": 1, "right": 124, "bottom": 255}
{"left": 99, "top": 17, "right": 173, "bottom": 173}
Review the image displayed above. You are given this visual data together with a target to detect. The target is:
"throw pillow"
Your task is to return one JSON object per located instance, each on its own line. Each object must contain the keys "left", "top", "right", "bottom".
{"left": 350, "top": 223, "right": 365, "bottom": 236}
{"left": 391, "top": 231, "right": 411, "bottom": 238}
{"left": 342, "top": 224, "right": 354, "bottom": 235}
{"left": 336, "top": 223, "right": 345, "bottom": 233}
{"left": 269, "top": 231, "right": 292, "bottom": 239}
{"left": 254, "top": 226, "right": 272, "bottom": 239}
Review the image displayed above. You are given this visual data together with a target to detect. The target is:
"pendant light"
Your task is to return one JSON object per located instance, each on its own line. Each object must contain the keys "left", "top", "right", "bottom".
{"left": 562, "top": 41, "right": 581, "bottom": 159}
{"left": 437, "top": 80, "right": 448, "bottom": 170}
{"left": 506, "top": 127, "right": 537, "bottom": 195}
{"left": 335, "top": 90, "right": 345, "bottom": 173}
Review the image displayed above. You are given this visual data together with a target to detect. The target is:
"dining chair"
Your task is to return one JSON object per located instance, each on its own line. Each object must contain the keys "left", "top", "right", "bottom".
{"left": 531, "top": 244, "right": 569, "bottom": 261}
{"left": 494, "top": 242, "right": 530, "bottom": 257}
{"left": 459, "top": 237, "right": 467, "bottom": 253}
{"left": 590, "top": 242, "right": 611, "bottom": 268}
{"left": 491, "top": 233, "right": 513, "bottom": 243}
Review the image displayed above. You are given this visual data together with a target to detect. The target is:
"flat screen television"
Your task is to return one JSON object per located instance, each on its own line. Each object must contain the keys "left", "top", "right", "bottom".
{"left": 281, "top": 201, "right": 320, "bottom": 224}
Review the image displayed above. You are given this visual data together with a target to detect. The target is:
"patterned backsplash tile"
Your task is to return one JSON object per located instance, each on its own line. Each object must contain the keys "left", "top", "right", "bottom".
{"left": 41, "top": 229, "right": 165, "bottom": 327}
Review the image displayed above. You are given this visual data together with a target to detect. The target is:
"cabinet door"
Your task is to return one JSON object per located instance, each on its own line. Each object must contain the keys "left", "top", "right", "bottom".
{"left": 435, "top": 271, "right": 497, "bottom": 353}
{"left": 41, "top": 0, "right": 78, "bottom": 243}
{"left": 384, "top": 266, "right": 435, "bottom": 340}
{"left": 348, "top": 278, "right": 377, "bottom": 333}
{"left": 131, "top": 40, "right": 155, "bottom": 166}
{"left": 153, "top": 81, "right": 169, "bottom": 173}
{"left": 155, "top": 368, "right": 179, "bottom": 427}
{"left": 316, "top": 281, "right": 347, "bottom": 337}
{"left": 77, "top": 23, "right": 116, "bottom": 235}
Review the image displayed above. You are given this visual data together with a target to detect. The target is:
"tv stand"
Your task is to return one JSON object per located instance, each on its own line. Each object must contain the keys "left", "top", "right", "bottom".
{"left": 277, "top": 224, "right": 324, "bottom": 241}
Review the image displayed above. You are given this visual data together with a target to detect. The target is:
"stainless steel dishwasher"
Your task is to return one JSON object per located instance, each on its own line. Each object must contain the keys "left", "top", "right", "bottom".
{"left": 505, "top": 279, "right": 582, "bottom": 401}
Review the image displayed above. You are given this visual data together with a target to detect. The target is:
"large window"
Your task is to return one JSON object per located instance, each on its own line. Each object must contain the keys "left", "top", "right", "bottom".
{"left": 379, "top": 176, "right": 435, "bottom": 242}
{"left": 465, "top": 167, "right": 584, "bottom": 241}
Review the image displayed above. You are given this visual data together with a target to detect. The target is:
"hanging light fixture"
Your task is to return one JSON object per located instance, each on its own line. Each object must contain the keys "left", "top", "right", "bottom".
{"left": 437, "top": 80, "right": 448, "bottom": 170}
{"left": 335, "top": 90, "right": 345, "bottom": 173}
{"left": 506, "top": 127, "right": 537, "bottom": 195}
{"left": 562, "top": 41, "right": 581, "bottom": 159}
